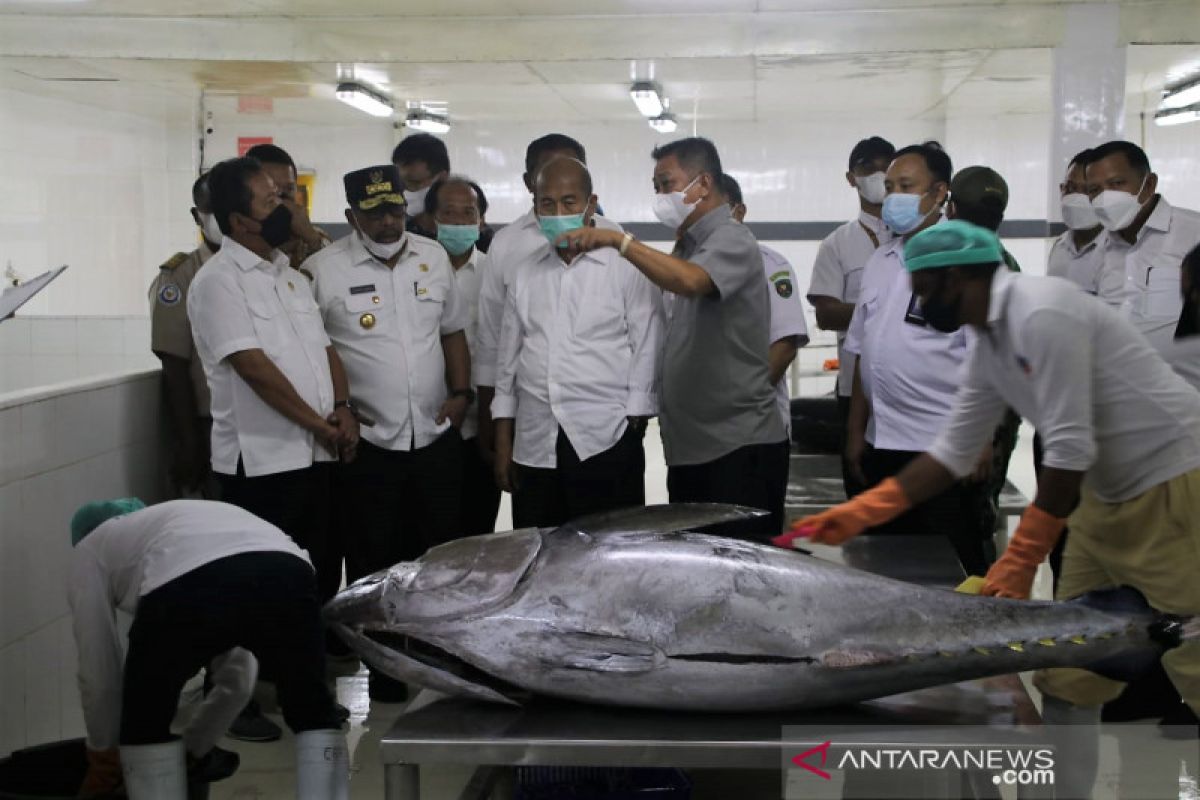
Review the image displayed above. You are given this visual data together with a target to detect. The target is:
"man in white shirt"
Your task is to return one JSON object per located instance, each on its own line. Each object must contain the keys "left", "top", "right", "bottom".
{"left": 809, "top": 136, "right": 894, "bottom": 496}
{"left": 188, "top": 156, "right": 358, "bottom": 611}
{"left": 474, "top": 134, "right": 623, "bottom": 519}
{"left": 307, "top": 165, "right": 470, "bottom": 701}
{"left": 69, "top": 499, "right": 347, "bottom": 800}
{"left": 1047, "top": 148, "right": 1109, "bottom": 295}
{"left": 427, "top": 175, "right": 501, "bottom": 535}
{"left": 492, "top": 157, "right": 663, "bottom": 526}
{"left": 843, "top": 142, "right": 993, "bottom": 577}
{"left": 1087, "top": 139, "right": 1200, "bottom": 351}
{"left": 720, "top": 173, "right": 809, "bottom": 433}
{"left": 785, "top": 220, "right": 1200, "bottom": 794}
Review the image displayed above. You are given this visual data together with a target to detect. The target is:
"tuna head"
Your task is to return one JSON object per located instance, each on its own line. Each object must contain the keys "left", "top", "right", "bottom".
{"left": 323, "top": 527, "right": 544, "bottom": 705}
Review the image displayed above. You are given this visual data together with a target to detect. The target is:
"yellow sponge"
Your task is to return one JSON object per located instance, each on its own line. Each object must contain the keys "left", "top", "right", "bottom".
{"left": 956, "top": 575, "right": 987, "bottom": 595}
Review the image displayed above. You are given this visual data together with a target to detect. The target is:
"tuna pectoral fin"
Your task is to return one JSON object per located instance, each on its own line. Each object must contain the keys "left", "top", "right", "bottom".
{"left": 332, "top": 624, "right": 520, "bottom": 706}
{"left": 541, "top": 631, "right": 664, "bottom": 674}
{"left": 562, "top": 503, "right": 767, "bottom": 538}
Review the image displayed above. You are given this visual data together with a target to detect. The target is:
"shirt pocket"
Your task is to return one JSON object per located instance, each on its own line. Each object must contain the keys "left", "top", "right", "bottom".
{"left": 1144, "top": 256, "right": 1183, "bottom": 319}
{"left": 281, "top": 287, "right": 328, "bottom": 347}
{"left": 246, "top": 299, "right": 286, "bottom": 356}
{"left": 343, "top": 292, "right": 390, "bottom": 335}
{"left": 414, "top": 280, "right": 447, "bottom": 331}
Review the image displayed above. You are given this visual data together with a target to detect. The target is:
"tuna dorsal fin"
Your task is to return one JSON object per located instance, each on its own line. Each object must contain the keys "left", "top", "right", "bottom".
{"left": 559, "top": 503, "right": 767, "bottom": 538}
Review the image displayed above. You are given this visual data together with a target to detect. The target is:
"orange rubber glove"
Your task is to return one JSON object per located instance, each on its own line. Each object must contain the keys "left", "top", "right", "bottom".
{"left": 79, "top": 747, "right": 122, "bottom": 797}
{"left": 981, "top": 504, "right": 1067, "bottom": 599}
{"left": 772, "top": 477, "right": 911, "bottom": 547}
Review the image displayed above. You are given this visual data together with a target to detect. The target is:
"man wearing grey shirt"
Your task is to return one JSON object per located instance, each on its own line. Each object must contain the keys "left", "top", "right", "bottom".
{"left": 551, "top": 137, "right": 787, "bottom": 540}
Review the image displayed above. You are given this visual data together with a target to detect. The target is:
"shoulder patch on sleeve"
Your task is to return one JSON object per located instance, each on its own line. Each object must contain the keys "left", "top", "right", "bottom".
{"left": 160, "top": 252, "right": 189, "bottom": 272}
{"left": 770, "top": 270, "right": 794, "bottom": 299}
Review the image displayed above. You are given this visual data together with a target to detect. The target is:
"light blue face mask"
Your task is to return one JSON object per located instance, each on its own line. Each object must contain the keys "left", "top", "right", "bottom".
{"left": 437, "top": 223, "right": 481, "bottom": 256}
{"left": 538, "top": 213, "right": 587, "bottom": 248}
{"left": 882, "top": 191, "right": 934, "bottom": 235}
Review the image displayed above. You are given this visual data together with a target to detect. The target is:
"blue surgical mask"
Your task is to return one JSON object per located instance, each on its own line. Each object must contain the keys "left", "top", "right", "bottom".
{"left": 437, "top": 223, "right": 480, "bottom": 256}
{"left": 882, "top": 191, "right": 934, "bottom": 235}
{"left": 538, "top": 213, "right": 586, "bottom": 248}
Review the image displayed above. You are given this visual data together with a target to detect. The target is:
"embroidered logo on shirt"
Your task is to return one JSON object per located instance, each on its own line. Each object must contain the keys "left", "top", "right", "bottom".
{"left": 419, "top": 263, "right": 429, "bottom": 273}
{"left": 350, "top": 284, "right": 377, "bottom": 295}
{"left": 770, "top": 270, "right": 794, "bottom": 299}
{"left": 157, "top": 284, "right": 181, "bottom": 305}
{"left": 1016, "top": 355, "right": 1033, "bottom": 375}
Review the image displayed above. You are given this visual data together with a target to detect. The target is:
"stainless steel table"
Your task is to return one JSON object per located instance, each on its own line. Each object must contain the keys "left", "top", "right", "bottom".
{"left": 378, "top": 535, "right": 1046, "bottom": 800}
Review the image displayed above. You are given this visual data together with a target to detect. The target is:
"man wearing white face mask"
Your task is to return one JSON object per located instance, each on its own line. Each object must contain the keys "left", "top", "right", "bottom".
{"left": 809, "top": 136, "right": 896, "bottom": 497}
{"left": 392, "top": 133, "right": 450, "bottom": 241}
{"left": 307, "top": 165, "right": 471, "bottom": 702}
{"left": 1047, "top": 149, "right": 1109, "bottom": 295}
{"left": 150, "top": 174, "right": 223, "bottom": 500}
{"left": 1087, "top": 139, "right": 1200, "bottom": 351}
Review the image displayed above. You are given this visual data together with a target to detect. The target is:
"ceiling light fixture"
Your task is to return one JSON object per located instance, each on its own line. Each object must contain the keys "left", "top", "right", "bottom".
{"left": 630, "top": 81, "right": 665, "bottom": 118}
{"left": 1160, "top": 77, "right": 1200, "bottom": 111}
{"left": 649, "top": 112, "right": 678, "bottom": 134}
{"left": 405, "top": 110, "right": 451, "bottom": 134}
{"left": 1154, "top": 104, "right": 1200, "bottom": 127}
{"left": 335, "top": 82, "right": 394, "bottom": 118}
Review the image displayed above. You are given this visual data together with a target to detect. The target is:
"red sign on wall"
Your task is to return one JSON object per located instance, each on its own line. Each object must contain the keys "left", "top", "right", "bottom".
{"left": 237, "top": 136, "right": 273, "bottom": 157}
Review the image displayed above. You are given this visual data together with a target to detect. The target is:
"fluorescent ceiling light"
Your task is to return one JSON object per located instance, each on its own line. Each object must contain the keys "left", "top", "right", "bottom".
{"left": 1154, "top": 105, "right": 1200, "bottom": 127}
{"left": 630, "top": 81, "right": 665, "bottom": 118}
{"left": 335, "top": 82, "right": 394, "bottom": 118}
{"left": 1160, "top": 78, "right": 1200, "bottom": 111}
{"left": 405, "top": 110, "right": 450, "bottom": 134}
{"left": 648, "top": 112, "right": 678, "bottom": 133}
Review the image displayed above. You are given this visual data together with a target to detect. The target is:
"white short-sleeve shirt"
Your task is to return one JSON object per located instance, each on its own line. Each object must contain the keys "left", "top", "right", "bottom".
{"left": 1046, "top": 229, "right": 1109, "bottom": 297}
{"left": 308, "top": 232, "right": 467, "bottom": 452}
{"left": 187, "top": 238, "right": 335, "bottom": 477}
{"left": 808, "top": 211, "right": 891, "bottom": 396}
{"left": 452, "top": 246, "right": 486, "bottom": 440}
{"left": 761, "top": 244, "right": 810, "bottom": 435}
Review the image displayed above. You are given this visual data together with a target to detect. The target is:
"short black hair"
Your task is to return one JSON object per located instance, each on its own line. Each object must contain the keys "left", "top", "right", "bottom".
{"left": 426, "top": 175, "right": 489, "bottom": 219}
{"left": 651, "top": 136, "right": 723, "bottom": 181}
{"left": 206, "top": 157, "right": 263, "bottom": 235}
{"left": 524, "top": 134, "right": 586, "bottom": 177}
{"left": 717, "top": 173, "right": 743, "bottom": 205}
{"left": 1067, "top": 148, "right": 1094, "bottom": 171}
{"left": 1087, "top": 140, "right": 1151, "bottom": 177}
{"left": 1185, "top": 242, "right": 1200, "bottom": 296}
{"left": 892, "top": 140, "right": 953, "bottom": 186}
{"left": 243, "top": 143, "right": 296, "bottom": 173}
{"left": 191, "top": 173, "right": 210, "bottom": 208}
{"left": 848, "top": 136, "right": 896, "bottom": 170}
{"left": 391, "top": 133, "right": 450, "bottom": 175}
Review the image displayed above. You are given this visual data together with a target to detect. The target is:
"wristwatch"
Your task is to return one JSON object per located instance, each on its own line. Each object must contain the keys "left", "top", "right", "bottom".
{"left": 450, "top": 388, "right": 476, "bottom": 405}
{"left": 333, "top": 399, "right": 354, "bottom": 411}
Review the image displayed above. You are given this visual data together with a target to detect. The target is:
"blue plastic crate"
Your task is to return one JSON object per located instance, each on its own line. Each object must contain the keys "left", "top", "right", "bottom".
{"left": 514, "top": 767, "right": 691, "bottom": 800}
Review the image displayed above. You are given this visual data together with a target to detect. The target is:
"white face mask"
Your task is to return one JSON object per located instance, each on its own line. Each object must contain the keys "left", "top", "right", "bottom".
{"left": 403, "top": 185, "right": 430, "bottom": 217}
{"left": 854, "top": 172, "right": 887, "bottom": 205}
{"left": 1090, "top": 175, "right": 1149, "bottom": 232}
{"left": 358, "top": 230, "right": 405, "bottom": 261}
{"left": 199, "top": 212, "right": 223, "bottom": 244}
{"left": 1060, "top": 193, "right": 1100, "bottom": 231}
{"left": 652, "top": 176, "right": 701, "bottom": 229}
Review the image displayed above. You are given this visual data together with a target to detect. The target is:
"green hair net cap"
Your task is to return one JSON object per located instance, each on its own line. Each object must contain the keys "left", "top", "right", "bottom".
{"left": 70, "top": 498, "right": 145, "bottom": 546}
{"left": 904, "top": 220, "right": 1003, "bottom": 273}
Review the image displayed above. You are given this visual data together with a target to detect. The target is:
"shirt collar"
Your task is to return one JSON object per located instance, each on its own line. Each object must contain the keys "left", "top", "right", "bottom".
{"left": 681, "top": 204, "right": 732, "bottom": 249}
{"left": 225, "top": 237, "right": 285, "bottom": 273}
{"left": 857, "top": 210, "right": 886, "bottom": 234}
{"left": 986, "top": 267, "right": 1018, "bottom": 326}
{"left": 348, "top": 231, "right": 410, "bottom": 269}
{"left": 1144, "top": 194, "right": 1173, "bottom": 235}
{"left": 1058, "top": 228, "right": 1104, "bottom": 256}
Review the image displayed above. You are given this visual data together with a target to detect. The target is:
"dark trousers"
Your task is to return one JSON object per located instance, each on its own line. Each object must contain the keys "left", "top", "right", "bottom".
{"left": 216, "top": 461, "right": 338, "bottom": 603}
{"left": 461, "top": 436, "right": 501, "bottom": 536}
{"left": 861, "top": 445, "right": 995, "bottom": 577}
{"left": 836, "top": 395, "right": 866, "bottom": 499}
{"left": 120, "top": 553, "right": 339, "bottom": 745}
{"left": 667, "top": 440, "right": 791, "bottom": 542}
{"left": 341, "top": 430, "right": 464, "bottom": 583}
{"left": 513, "top": 425, "right": 646, "bottom": 529}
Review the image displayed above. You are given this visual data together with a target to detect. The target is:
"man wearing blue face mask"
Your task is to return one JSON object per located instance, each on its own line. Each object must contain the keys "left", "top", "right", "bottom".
{"left": 840, "top": 141, "right": 996, "bottom": 577}
{"left": 491, "top": 157, "right": 663, "bottom": 527}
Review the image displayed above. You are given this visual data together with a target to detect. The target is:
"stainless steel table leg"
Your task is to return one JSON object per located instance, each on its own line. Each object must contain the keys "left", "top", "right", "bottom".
{"left": 384, "top": 763, "right": 419, "bottom": 800}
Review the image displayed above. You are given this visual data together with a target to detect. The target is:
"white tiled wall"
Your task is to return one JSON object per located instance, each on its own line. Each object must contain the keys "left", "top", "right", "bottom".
{"left": 0, "top": 316, "right": 157, "bottom": 395}
{"left": 0, "top": 372, "right": 165, "bottom": 758}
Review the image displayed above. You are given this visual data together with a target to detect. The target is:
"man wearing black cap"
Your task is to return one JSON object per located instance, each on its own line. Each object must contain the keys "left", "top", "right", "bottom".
{"left": 306, "top": 165, "right": 471, "bottom": 702}
{"left": 808, "top": 136, "right": 895, "bottom": 498}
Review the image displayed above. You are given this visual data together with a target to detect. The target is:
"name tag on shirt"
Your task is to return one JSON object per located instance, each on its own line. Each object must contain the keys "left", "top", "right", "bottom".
{"left": 350, "top": 284, "right": 377, "bottom": 295}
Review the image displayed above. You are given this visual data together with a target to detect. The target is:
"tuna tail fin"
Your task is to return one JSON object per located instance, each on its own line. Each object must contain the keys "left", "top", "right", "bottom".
{"left": 560, "top": 503, "right": 768, "bottom": 538}
{"left": 1070, "top": 585, "right": 1193, "bottom": 681}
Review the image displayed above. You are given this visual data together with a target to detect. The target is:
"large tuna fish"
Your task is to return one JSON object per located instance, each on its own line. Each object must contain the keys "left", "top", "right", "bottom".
{"left": 324, "top": 504, "right": 1190, "bottom": 711}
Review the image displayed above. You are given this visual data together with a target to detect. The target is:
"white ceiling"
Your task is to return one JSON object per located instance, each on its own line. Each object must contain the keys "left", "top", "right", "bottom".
{"left": 0, "top": 1, "right": 1198, "bottom": 124}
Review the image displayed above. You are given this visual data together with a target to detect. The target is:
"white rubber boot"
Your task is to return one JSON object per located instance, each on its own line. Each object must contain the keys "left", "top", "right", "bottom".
{"left": 119, "top": 740, "right": 187, "bottom": 800}
{"left": 295, "top": 729, "right": 350, "bottom": 800}
{"left": 1042, "top": 696, "right": 1101, "bottom": 799}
